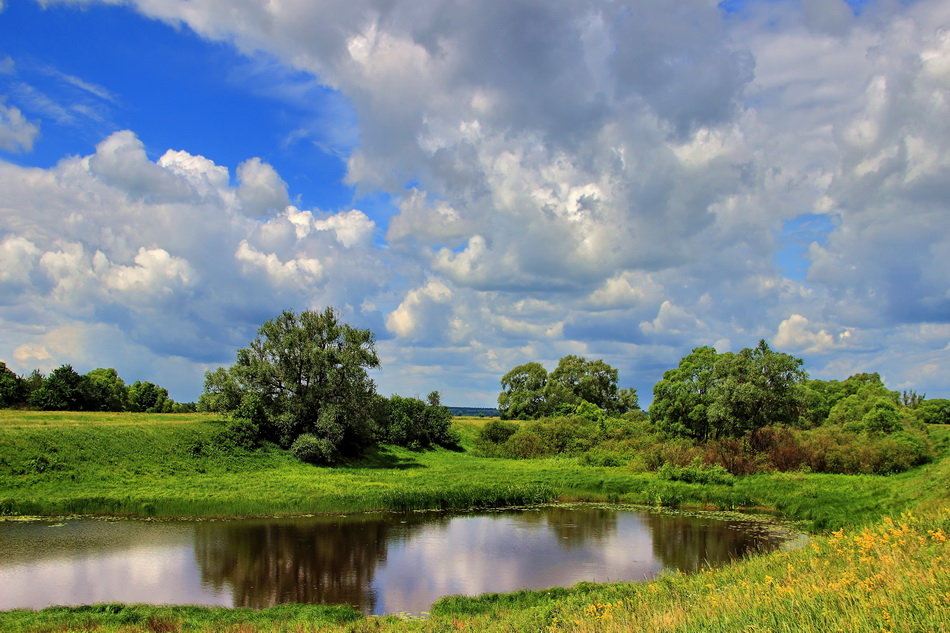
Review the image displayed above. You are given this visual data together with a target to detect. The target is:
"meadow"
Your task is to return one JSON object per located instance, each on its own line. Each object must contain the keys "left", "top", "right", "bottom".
{"left": 0, "top": 412, "right": 947, "bottom": 632}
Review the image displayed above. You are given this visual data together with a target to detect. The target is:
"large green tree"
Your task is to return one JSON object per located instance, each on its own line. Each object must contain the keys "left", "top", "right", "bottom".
{"left": 707, "top": 340, "right": 807, "bottom": 436}
{"left": 547, "top": 355, "right": 625, "bottom": 413}
{"left": 127, "top": 380, "right": 173, "bottom": 413}
{"left": 0, "top": 361, "right": 27, "bottom": 408}
{"left": 650, "top": 341, "right": 806, "bottom": 441}
{"left": 204, "top": 308, "right": 380, "bottom": 463}
{"left": 649, "top": 346, "right": 719, "bottom": 441}
{"left": 498, "top": 356, "right": 638, "bottom": 420}
{"left": 29, "top": 365, "right": 93, "bottom": 411}
{"left": 799, "top": 372, "right": 895, "bottom": 426}
{"left": 378, "top": 393, "right": 457, "bottom": 449}
{"left": 85, "top": 368, "right": 129, "bottom": 412}
{"left": 915, "top": 398, "right": 950, "bottom": 425}
{"left": 497, "top": 362, "right": 549, "bottom": 420}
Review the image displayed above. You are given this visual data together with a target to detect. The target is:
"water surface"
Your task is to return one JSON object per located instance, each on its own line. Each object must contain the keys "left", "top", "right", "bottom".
{"left": 0, "top": 507, "right": 790, "bottom": 614}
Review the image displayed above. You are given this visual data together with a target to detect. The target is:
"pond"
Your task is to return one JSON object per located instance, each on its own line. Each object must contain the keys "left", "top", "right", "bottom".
{"left": 0, "top": 506, "right": 793, "bottom": 615}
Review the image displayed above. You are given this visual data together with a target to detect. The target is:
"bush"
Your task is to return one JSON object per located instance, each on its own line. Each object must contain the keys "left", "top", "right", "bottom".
{"left": 232, "top": 393, "right": 268, "bottom": 426}
{"left": 478, "top": 420, "right": 519, "bottom": 444}
{"left": 703, "top": 438, "right": 765, "bottom": 475}
{"left": 657, "top": 459, "right": 735, "bottom": 485}
{"left": 748, "top": 426, "right": 806, "bottom": 471}
{"left": 861, "top": 404, "right": 902, "bottom": 434}
{"left": 579, "top": 448, "right": 625, "bottom": 467}
{"left": 379, "top": 395, "right": 459, "bottom": 449}
{"left": 797, "top": 425, "right": 933, "bottom": 474}
{"left": 859, "top": 432, "right": 932, "bottom": 474}
{"left": 215, "top": 418, "right": 260, "bottom": 451}
{"left": 914, "top": 399, "right": 950, "bottom": 425}
{"left": 291, "top": 433, "right": 338, "bottom": 465}
{"left": 528, "top": 416, "right": 600, "bottom": 455}
{"left": 499, "top": 430, "right": 548, "bottom": 458}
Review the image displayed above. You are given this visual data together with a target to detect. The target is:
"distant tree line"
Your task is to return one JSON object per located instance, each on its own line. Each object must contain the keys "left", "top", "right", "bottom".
{"left": 0, "top": 361, "right": 192, "bottom": 413}
{"left": 488, "top": 340, "right": 946, "bottom": 475}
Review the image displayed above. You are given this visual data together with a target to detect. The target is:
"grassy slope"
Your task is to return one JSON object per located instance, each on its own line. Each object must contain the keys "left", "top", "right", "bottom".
{"left": 0, "top": 414, "right": 948, "bottom": 632}
{"left": 3, "top": 412, "right": 946, "bottom": 529}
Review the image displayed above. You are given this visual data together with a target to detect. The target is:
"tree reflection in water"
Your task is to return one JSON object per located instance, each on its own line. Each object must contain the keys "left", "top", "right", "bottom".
{"left": 193, "top": 514, "right": 438, "bottom": 611}
{"left": 645, "top": 514, "right": 781, "bottom": 573}
{"left": 188, "top": 509, "right": 787, "bottom": 614}
{"left": 512, "top": 507, "right": 618, "bottom": 549}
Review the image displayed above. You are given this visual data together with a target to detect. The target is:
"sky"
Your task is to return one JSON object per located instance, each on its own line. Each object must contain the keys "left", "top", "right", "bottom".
{"left": 0, "top": 0, "right": 947, "bottom": 406}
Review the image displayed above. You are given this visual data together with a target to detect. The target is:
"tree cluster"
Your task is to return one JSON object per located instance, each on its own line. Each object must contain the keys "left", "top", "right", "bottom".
{"left": 649, "top": 341, "right": 806, "bottom": 441}
{"left": 0, "top": 361, "right": 189, "bottom": 413}
{"left": 497, "top": 355, "right": 638, "bottom": 420}
{"left": 490, "top": 340, "right": 938, "bottom": 475}
{"left": 373, "top": 391, "right": 458, "bottom": 450}
{"left": 200, "top": 308, "right": 458, "bottom": 464}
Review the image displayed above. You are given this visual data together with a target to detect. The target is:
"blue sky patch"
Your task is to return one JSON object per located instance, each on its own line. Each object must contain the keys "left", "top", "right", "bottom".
{"left": 0, "top": 0, "right": 357, "bottom": 212}
{"left": 775, "top": 212, "right": 836, "bottom": 281}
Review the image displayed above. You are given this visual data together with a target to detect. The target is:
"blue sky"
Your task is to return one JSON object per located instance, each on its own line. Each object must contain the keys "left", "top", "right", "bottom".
{"left": 0, "top": 0, "right": 356, "bottom": 211}
{"left": 0, "top": 0, "right": 947, "bottom": 405}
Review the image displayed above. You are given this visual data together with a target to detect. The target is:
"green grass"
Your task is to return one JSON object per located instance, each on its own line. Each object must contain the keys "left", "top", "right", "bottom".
{"left": 1, "top": 414, "right": 948, "bottom": 632}
{"left": 0, "top": 603, "right": 364, "bottom": 632}
{"left": 1, "top": 412, "right": 946, "bottom": 530}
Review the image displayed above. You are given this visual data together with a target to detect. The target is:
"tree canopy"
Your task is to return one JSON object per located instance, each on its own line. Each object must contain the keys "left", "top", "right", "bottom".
{"left": 202, "top": 308, "right": 381, "bottom": 462}
{"left": 0, "top": 361, "right": 27, "bottom": 408}
{"left": 498, "top": 362, "right": 549, "bottom": 420}
{"left": 650, "top": 341, "right": 807, "bottom": 441}
{"left": 0, "top": 360, "right": 186, "bottom": 413}
{"left": 497, "top": 356, "right": 637, "bottom": 420}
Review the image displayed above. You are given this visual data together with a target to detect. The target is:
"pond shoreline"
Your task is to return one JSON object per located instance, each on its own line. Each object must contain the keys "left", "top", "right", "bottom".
{"left": 0, "top": 499, "right": 804, "bottom": 541}
{"left": 0, "top": 504, "right": 799, "bottom": 616}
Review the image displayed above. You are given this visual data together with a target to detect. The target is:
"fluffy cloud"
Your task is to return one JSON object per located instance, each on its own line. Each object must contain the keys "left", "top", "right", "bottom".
{"left": 774, "top": 314, "right": 852, "bottom": 354}
{"left": 0, "top": 101, "right": 39, "bottom": 152}
{"left": 6, "top": 0, "right": 950, "bottom": 403}
{"left": 236, "top": 157, "right": 289, "bottom": 217}
{"left": 0, "top": 129, "right": 387, "bottom": 393}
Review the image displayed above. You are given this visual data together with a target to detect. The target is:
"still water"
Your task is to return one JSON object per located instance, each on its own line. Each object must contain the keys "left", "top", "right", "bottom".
{"left": 0, "top": 507, "right": 791, "bottom": 615}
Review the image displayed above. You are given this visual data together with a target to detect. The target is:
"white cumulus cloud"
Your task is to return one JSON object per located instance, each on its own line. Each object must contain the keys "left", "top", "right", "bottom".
{"left": 0, "top": 101, "right": 39, "bottom": 152}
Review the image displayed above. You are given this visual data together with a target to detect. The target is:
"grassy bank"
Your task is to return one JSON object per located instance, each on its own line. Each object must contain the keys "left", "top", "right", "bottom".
{"left": 0, "top": 466, "right": 946, "bottom": 632}
{"left": 1, "top": 413, "right": 948, "bottom": 632}
{"left": 1, "top": 412, "right": 947, "bottom": 529}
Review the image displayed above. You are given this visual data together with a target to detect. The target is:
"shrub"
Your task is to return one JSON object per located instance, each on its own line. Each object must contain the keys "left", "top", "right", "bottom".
{"left": 529, "top": 416, "right": 600, "bottom": 455}
{"left": 379, "top": 395, "right": 459, "bottom": 449}
{"left": 914, "top": 398, "right": 950, "bottom": 424}
{"left": 499, "top": 430, "right": 548, "bottom": 458}
{"left": 861, "top": 404, "right": 902, "bottom": 434}
{"left": 579, "top": 448, "right": 625, "bottom": 467}
{"left": 749, "top": 426, "right": 806, "bottom": 471}
{"left": 291, "top": 433, "right": 338, "bottom": 465}
{"left": 215, "top": 418, "right": 260, "bottom": 451}
{"left": 703, "top": 438, "right": 765, "bottom": 475}
{"left": 654, "top": 440, "right": 704, "bottom": 469}
{"left": 859, "top": 432, "right": 932, "bottom": 474}
{"left": 797, "top": 425, "right": 933, "bottom": 474}
{"left": 478, "top": 420, "right": 519, "bottom": 444}
{"left": 232, "top": 393, "right": 268, "bottom": 427}
{"left": 657, "top": 459, "right": 735, "bottom": 485}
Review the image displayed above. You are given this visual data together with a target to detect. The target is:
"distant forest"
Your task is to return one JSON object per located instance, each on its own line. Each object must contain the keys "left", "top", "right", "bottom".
{"left": 447, "top": 407, "right": 499, "bottom": 417}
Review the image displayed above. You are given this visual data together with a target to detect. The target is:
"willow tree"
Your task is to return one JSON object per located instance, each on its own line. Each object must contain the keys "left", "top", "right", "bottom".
{"left": 203, "top": 308, "right": 380, "bottom": 463}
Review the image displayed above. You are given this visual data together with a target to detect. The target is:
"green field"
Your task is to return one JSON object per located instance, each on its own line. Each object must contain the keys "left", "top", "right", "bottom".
{"left": 0, "top": 411, "right": 946, "bottom": 529}
{"left": 0, "top": 412, "right": 948, "bottom": 632}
